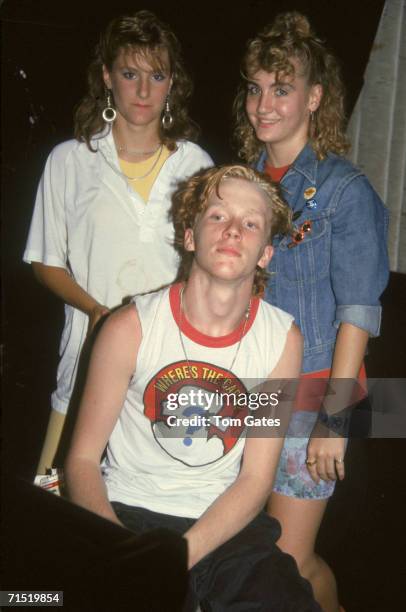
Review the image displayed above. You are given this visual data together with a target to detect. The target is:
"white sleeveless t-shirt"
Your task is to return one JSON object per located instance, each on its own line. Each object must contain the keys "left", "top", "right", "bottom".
{"left": 103, "top": 284, "right": 293, "bottom": 518}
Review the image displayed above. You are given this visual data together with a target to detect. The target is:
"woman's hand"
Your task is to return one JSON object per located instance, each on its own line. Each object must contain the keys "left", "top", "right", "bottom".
{"left": 304, "top": 323, "right": 369, "bottom": 485}
{"left": 305, "top": 423, "right": 346, "bottom": 483}
{"left": 32, "top": 263, "right": 110, "bottom": 333}
{"left": 88, "top": 304, "right": 110, "bottom": 335}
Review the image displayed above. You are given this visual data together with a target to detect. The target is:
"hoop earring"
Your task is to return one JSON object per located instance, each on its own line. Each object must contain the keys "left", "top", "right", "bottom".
{"left": 102, "top": 90, "right": 117, "bottom": 123}
{"left": 161, "top": 95, "right": 173, "bottom": 129}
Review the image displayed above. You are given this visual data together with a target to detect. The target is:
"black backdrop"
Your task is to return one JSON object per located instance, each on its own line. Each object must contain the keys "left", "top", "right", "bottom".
{"left": 2, "top": 0, "right": 385, "bottom": 478}
{"left": 2, "top": 0, "right": 388, "bottom": 479}
{"left": 4, "top": 3, "right": 406, "bottom": 611}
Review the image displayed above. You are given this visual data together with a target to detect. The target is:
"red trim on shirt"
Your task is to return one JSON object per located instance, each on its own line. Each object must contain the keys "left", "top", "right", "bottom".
{"left": 169, "top": 283, "right": 259, "bottom": 348}
{"left": 300, "top": 366, "right": 366, "bottom": 380}
{"left": 295, "top": 365, "right": 367, "bottom": 411}
{"left": 264, "top": 163, "right": 290, "bottom": 183}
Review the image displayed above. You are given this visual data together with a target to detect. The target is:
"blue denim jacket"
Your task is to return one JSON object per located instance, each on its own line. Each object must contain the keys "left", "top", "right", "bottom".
{"left": 256, "top": 144, "right": 390, "bottom": 373}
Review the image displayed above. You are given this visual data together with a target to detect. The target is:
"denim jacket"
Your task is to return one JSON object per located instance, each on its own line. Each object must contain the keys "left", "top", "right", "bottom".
{"left": 256, "top": 144, "right": 390, "bottom": 373}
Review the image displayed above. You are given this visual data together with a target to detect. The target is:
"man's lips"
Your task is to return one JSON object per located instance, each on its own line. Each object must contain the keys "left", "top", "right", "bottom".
{"left": 217, "top": 247, "right": 241, "bottom": 257}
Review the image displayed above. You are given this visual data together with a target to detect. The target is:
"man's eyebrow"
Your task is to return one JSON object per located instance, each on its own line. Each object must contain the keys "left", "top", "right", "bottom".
{"left": 205, "top": 199, "right": 226, "bottom": 208}
{"left": 245, "top": 208, "right": 265, "bottom": 215}
{"left": 205, "top": 200, "right": 265, "bottom": 216}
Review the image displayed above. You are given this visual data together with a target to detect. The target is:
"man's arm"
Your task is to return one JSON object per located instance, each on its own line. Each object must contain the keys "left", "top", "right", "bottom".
{"left": 184, "top": 323, "right": 303, "bottom": 569}
{"left": 64, "top": 304, "right": 141, "bottom": 524}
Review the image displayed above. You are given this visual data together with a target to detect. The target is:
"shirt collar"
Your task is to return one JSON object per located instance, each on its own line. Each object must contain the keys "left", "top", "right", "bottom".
{"left": 93, "top": 126, "right": 120, "bottom": 168}
{"left": 257, "top": 142, "right": 318, "bottom": 184}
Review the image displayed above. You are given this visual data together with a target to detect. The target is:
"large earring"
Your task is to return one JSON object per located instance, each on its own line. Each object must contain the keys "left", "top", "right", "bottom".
{"left": 102, "top": 90, "right": 117, "bottom": 123}
{"left": 161, "top": 95, "right": 173, "bottom": 129}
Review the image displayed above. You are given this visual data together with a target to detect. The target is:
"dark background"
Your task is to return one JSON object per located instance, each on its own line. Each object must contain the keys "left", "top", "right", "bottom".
{"left": 2, "top": 1, "right": 406, "bottom": 610}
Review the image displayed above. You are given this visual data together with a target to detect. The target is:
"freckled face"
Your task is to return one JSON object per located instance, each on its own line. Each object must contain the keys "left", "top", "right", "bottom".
{"left": 103, "top": 48, "right": 172, "bottom": 130}
{"left": 245, "top": 60, "right": 321, "bottom": 151}
{"left": 184, "top": 178, "right": 273, "bottom": 283}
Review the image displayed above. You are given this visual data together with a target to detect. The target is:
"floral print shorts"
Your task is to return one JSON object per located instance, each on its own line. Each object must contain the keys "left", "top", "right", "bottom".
{"left": 272, "top": 410, "right": 336, "bottom": 500}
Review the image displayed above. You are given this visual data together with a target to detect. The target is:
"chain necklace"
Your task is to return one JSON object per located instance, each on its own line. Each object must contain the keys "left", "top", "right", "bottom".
{"left": 178, "top": 286, "right": 251, "bottom": 373}
{"left": 108, "top": 144, "right": 164, "bottom": 182}
{"left": 116, "top": 142, "right": 162, "bottom": 156}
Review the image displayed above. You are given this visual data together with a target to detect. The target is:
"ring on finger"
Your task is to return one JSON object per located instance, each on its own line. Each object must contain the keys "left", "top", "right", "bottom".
{"left": 306, "top": 459, "right": 317, "bottom": 466}
{"left": 334, "top": 458, "right": 344, "bottom": 464}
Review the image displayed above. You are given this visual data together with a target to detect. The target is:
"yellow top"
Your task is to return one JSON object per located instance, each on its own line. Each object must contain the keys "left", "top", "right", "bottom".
{"left": 118, "top": 145, "right": 171, "bottom": 202}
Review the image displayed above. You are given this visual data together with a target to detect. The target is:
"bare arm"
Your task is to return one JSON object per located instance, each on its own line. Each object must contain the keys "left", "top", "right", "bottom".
{"left": 64, "top": 304, "right": 141, "bottom": 524}
{"left": 184, "top": 323, "right": 303, "bottom": 568}
{"left": 32, "top": 262, "right": 110, "bottom": 333}
{"left": 308, "top": 175, "right": 388, "bottom": 482}
{"left": 307, "top": 322, "right": 369, "bottom": 482}
{"left": 330, "top": 322, "right": 369, "bottom": 379}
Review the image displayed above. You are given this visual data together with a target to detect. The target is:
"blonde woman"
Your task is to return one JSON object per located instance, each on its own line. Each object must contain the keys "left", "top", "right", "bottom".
{"left": 234, "top": 12, "right": 389, "bottom": 611}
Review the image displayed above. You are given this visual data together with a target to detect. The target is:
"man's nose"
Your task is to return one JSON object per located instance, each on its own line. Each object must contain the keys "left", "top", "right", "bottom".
{"left": 223, "top": 220, "right": 242, "bottom": 239}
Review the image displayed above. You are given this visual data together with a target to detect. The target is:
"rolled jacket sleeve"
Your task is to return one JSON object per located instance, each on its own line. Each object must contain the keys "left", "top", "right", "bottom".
{"left": 334, "top": 304, "right": 382, "bottom": 337}
{"left": 331, "top": 174, "right": 389, "bottom": 337}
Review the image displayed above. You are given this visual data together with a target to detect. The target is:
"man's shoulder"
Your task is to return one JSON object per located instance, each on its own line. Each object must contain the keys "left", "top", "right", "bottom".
{"left": 130, "top": 286, "right": 173, "bottom": 327}
{"left": 259, "top": 300, "right": 294, "bottom": 329}
{"left": 131, "top": 285, "right": 171, "bottom": 307}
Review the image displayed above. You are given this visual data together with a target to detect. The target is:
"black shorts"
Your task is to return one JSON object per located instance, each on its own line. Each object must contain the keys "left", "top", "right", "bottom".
{"left": 112, "top": 503, "right": 320, "bottom": 612}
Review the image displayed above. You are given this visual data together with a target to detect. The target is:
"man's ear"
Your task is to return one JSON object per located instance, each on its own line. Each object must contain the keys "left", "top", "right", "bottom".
{"left": 257, "top": 244, "right": 273, "bottom": 269}
{"left": 184, "top": 228, "right": 195, "bottom": 252}
{"left": 102, "top": 65, "right": 112, "bottom": 90}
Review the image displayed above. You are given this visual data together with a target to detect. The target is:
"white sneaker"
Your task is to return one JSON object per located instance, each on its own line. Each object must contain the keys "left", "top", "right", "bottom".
{"left": 34, "top": 468, "right": 64, "bottom": 496}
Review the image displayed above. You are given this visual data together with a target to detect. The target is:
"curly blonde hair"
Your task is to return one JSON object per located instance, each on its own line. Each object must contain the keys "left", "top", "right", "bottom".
{"left": 171, "top": 165, "right": 292, "bottom": 295}
{"left": 233, "top": 11, "right": 350, "bottom": 162}
{"left": 74, "top": 10, "right": 199, "bottom": 151}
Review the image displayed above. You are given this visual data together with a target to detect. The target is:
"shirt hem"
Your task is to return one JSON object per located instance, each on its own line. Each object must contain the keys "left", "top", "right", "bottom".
{"left": 107, "top": 488, "right": 214, "bottom": 520}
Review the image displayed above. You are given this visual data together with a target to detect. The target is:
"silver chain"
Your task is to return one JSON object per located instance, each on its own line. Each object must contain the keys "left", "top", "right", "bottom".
{"left": 116, "top": 142, "right": 162, "bottom": 156}
{"left": 178, "top": 286, "right": 251, "bottom": 374}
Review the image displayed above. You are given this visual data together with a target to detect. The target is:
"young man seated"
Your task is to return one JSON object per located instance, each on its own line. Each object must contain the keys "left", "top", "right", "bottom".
{"left": 65, "top": 165, "right": 320, "bottom": 611}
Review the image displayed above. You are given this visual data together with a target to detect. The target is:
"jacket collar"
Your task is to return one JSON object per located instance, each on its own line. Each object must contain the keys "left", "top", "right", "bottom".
{"left": 257, "top": 142, "right": 319, "bottom": 184}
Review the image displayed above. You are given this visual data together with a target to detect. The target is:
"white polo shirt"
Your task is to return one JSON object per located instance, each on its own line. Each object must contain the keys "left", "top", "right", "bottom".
{"left": 23, "top": 130, "right": 213, "bottom": 413}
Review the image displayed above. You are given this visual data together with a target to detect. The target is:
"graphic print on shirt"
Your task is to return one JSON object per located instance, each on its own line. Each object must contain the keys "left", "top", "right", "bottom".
{"left": 143, "top": 360, "right": 248, "bottom": 467}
